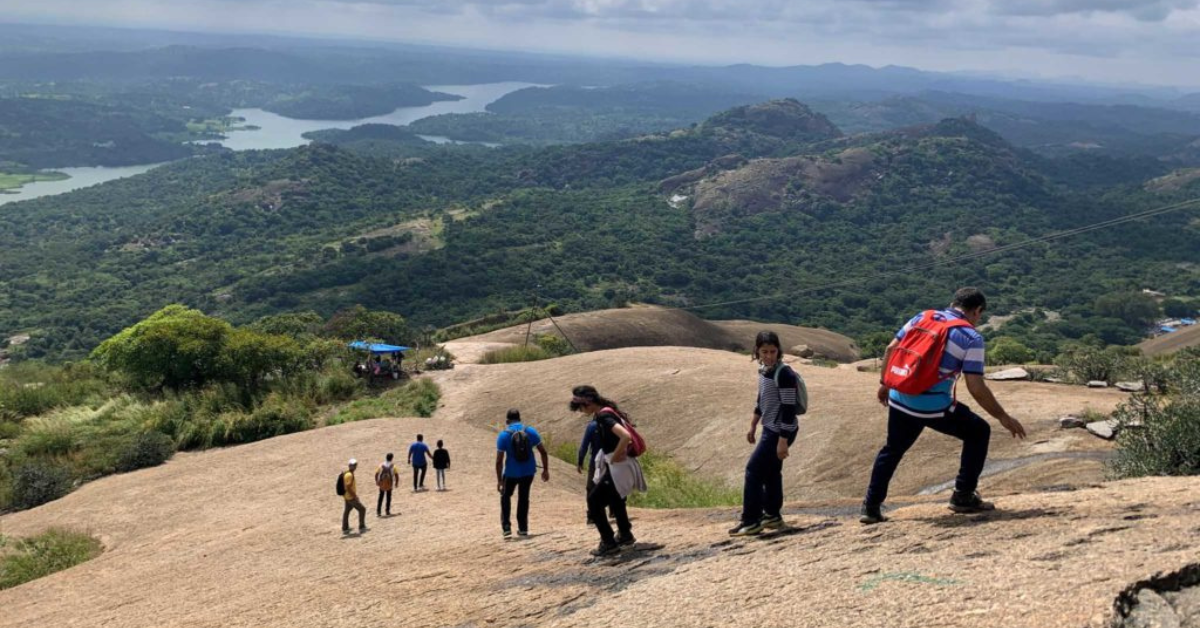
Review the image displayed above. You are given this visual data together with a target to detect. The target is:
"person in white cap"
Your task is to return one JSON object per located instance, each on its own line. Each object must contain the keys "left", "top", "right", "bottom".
{"left": 341, "top": 459, "right": 368, "bottom": 535}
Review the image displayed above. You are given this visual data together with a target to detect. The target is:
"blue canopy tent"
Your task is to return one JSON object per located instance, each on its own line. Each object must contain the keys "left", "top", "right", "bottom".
{"left": 349, "top": 341, "right": 410, "bottom": 381}
{"left": 348, "top": 341, "right": 411, "bottom": 354}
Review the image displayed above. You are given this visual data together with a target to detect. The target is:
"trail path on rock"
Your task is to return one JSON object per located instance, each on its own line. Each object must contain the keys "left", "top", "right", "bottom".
{"left": 2, "top": 347, "right": 1190, "bottom": 628}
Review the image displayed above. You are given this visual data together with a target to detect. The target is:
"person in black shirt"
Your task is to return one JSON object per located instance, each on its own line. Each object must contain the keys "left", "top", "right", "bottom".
{"left": 570, "top": 384, "right": 642, "bottom": 557}
{"left": 433, "top": 440, "right": 451, "bottom": 491}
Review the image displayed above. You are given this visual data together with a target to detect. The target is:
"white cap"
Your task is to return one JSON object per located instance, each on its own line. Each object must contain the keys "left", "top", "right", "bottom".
{"left": 348, "top": 458, "right": 357, "bottom": 465}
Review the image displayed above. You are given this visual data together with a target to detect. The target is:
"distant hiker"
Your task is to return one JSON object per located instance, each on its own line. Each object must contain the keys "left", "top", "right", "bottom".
{"left": 375, "top": 453, "right": 399, "bottom": 517}
{"left": 408, "top": 434, "right": 433, "bottom": 491}
{"left": 433, "top": 440, "right": 451, "bottom": 491}
{"left": 861, "top": 288, "right": 1027, "bottom": 525}
{"left": 338, "top": 458, "right": 368, "bottom": 535}
{"left": 730, "top": 331, "right": 808, "bottom": 536}
{"left": 576, "top": 418, "right": 601, "bottom": 524}
{"left": 495, "top": 409, "right": 550, "bottom": 538}
{"left": 570, "top": 385, "right": 647, "bottom": 557}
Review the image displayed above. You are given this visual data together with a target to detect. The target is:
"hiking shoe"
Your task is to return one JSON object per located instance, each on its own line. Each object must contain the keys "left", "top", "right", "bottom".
{"left": 590, "top": 542, "right": 621, "bottom": 557}
{"left": 761, "top": 515, "right": 785, "bottom": 530}
{"left": 615, "top": 534, "right": 636, "bottom": 547}
{"left": 859, "top": 502, "right": 888, "bottom": 525}
{"left": 728, "top": 521, "right": 763, "bottom": 536}
{"left": 949, "top": 491, "right": 995, "bottom": 514}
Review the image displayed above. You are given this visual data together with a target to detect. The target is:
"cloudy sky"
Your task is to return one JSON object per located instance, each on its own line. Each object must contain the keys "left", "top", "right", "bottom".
{"left": 7, "top": 0, "right": 1200, "bottom": 87}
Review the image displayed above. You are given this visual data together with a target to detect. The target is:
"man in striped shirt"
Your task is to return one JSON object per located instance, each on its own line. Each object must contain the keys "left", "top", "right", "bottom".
{"left": 861, "top": 288, "right": 1027, "bottom": 524}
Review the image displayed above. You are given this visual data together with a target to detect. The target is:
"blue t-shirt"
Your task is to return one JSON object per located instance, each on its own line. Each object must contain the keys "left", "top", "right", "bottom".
{"left": 889, "top": 309, "right": 986, "bottom": 417}
{"left": 408, "top": 441, "right": 430, "bottom": 467}
{"left": 496, "top": 423, "right": 542, "bottom": 478}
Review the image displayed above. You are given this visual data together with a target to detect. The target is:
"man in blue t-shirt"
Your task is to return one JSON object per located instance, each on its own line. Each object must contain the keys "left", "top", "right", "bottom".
{"left": 408, "top": 434, "right": 433, "bottom": 492}
{"left": 495, "top": 408, "right": 550, "bottom": 538}
{"left": 862, "top": 288, "right": 1027, "bottom": 525}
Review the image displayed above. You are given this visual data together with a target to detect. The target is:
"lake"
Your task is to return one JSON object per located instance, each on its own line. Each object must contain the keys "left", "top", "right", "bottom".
{"left": 0, "top": 82, "right": 535, "bottom": 206}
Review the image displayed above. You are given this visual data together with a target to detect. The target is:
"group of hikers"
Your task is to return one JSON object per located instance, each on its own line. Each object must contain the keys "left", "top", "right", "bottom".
{"left": 352, "top": 355, "right": 403, "bottom": 382}
{"left": 337, "top": 287, "right": 1029, "bottom": 556}
{"left": 337, "top": 434, "right": 451, "bottom": 534}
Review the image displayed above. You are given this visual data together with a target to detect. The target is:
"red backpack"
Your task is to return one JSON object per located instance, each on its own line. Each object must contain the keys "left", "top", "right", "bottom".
{"left": 882, "top": 310, "right": 973, "bottom": 395}
{"left": 600, "top": 407, "right": 646, "bottom": 458}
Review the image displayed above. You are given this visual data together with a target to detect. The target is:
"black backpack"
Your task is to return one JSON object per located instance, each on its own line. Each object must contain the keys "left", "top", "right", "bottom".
{"left": 510, "top": 426, "right": 532, "bottom": 463}
{"left": 335, "top": 472, "right": 346, "bottom": 496}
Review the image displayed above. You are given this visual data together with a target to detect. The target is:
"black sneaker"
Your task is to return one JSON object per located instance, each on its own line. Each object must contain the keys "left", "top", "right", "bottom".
{"left": 859, "top": 502, "right": 888, "bottom": 525}
{"left": 761, "top": 515, "right": 785, "bottom": 530}
{"left": 728, "top": 521, "right": 763, "bottom": 536}
{"left": 949, "top": 491, "right": 995, "bottom": 514}
{"left": 615, "top": 534, "right": 636, "bottom": 547}
{"left": 590, "top": 541, "right": 621, "bottom": 557}
{"left": 517, "top": 530, "right": 529, "bottom": 537}
{"left": 502, "top": 526, "right": 512, "bottom": 538}
{"left": 342, "top": 528, "right": 351, "bottom": 535}
{"left": 358, "top": 526, "right": 368, "bottom": 533}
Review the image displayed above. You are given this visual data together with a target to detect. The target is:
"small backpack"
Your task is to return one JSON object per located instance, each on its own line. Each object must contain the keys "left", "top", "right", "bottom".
{"left": 773, "top": 364, "right": 809, "bottom": 415}
{"left": 601, "top": 407, "right": 646, "bottom": 457}
{"left": 335, "top": 471, "right": 346, "bottom": 496}
{"left": 882, "top": 310, "right": 973, "bottom": 395}
{"left": 377, "top": 462, "right": 394, "bottom": 489}
{"left": 510, "top": 426, "right": 532, "bottom": 463}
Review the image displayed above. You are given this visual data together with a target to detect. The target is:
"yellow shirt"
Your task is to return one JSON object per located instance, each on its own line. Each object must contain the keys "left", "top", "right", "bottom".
{"left": 343, "top": 471, "right": 357, "bottom": 501}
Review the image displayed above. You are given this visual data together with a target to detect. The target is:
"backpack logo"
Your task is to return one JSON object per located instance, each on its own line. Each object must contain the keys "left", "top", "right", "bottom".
{"left": 510, "top": 426, "right": 532, "bottom": 463}
{"left": 882, "top": 310, "right": 973, "bottom": 395}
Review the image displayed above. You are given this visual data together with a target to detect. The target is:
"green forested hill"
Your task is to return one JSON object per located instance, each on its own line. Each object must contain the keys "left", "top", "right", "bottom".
{"left": 2, "top": 102, "right": 1198, "bottom": 361}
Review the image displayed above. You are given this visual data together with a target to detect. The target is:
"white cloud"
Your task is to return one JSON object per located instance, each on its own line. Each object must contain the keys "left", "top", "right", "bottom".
{"left": 4, "top": 0, "right": 1200, "bottom": 87}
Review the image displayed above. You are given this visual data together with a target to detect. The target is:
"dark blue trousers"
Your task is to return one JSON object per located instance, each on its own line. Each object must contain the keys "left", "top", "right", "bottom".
{"left": 740, "top": 428, "right": 797, "bottom": 524}
{"left": 865, "top": 403, "right": 991, "bottom": 507}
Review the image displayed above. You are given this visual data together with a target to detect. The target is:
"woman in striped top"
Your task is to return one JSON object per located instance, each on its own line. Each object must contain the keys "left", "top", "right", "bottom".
{"left": 730, "top": 331, "right": 808, "bottom": 536}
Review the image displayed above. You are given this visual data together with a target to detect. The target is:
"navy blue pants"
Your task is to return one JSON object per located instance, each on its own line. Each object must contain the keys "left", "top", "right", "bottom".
{"left": 740, "top": 428, "right": 798, "bottom": 525}
{"left": 865, "top": 403, "right": 991, "bottom": 507}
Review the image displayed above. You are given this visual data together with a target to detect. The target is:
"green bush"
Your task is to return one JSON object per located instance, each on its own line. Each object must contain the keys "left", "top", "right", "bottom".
{"left": 327, "top": 379, "right": 441, "bottom": 424}
{"left": 11, "top": 461, "right": 72, "bottom": 510}
{"left": 0, "top": 463, "right": 12, "bottom": 511}
{"left": 988, "top": 337, "right": 1035, "bottom": 366}
{"left": 114, "top": 432, "right": 175, "bottom": 473}
{"left": 16, "top": 419, "right": 78, "bottom": 457}
{"left": 0, "top": 420, "right": 21, "bottom": 440}
{"left": 0, "top": 528, "right": 103, "bottom": 590}
{"left": 627, "top": 451, "right": 740, "bottom": 509}
{"left": 479, "top": 345, "right": 552, "bottom": 364}
{"left": 219, "top": 395, "right": 313, "bottom": 445}
{"left": 0, "top": 362, "right": 110, "bottom": 421}
{"left": 1110, "top": 355, "right": 1200, "bottom": 478}
{"left": 1054, "top": 346, "right": 1132, "bottom": 384}
{"left": 535, "top": 334, "right": 574, "bottom": 357}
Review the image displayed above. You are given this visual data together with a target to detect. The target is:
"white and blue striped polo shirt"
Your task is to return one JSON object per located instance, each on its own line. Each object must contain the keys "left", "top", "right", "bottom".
{"left": 888, "top": 309, "right": 985, "bottom": 418}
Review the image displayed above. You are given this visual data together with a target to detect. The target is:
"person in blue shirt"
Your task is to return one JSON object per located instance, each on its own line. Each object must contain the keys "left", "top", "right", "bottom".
{"left": 576, "top": 418, "right": 602, "bottom": 524}
{"left": 407, "top": 434, "right": 433, "bottom": 492}
{"left": 862, "top": 288, "right": 1027, "bottom": 525}
{"left": 495, "top": 409, "right": 550, "bottom": 538}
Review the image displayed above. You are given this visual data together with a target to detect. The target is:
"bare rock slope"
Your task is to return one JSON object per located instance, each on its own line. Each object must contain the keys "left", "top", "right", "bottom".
{"left": 1, "top": 347, "right": 1193, "bottom": 628}
{"left": 444, "top": 304, "right": 860, "bottom": 365}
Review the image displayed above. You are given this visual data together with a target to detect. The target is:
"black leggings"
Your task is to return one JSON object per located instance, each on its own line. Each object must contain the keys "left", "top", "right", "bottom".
{"left": 588, "top": 472, "right": 632, "bottom": 545}
{"left": 413, "top": 465, "right": 427, "bottom": 490}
